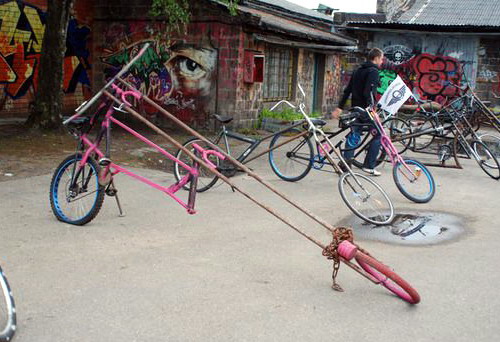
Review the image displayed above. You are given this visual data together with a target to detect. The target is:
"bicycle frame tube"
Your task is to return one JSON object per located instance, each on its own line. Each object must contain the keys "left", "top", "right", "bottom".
{"left": 73, "top": 101, "right": 204, "bottom": 214}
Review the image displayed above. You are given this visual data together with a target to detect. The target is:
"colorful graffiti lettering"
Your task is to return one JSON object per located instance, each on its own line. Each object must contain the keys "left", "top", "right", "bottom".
{"left": 0, "top": 0, "right": 91, "bottom": 109}
{"left": 413, "top": 53, "right": 462, "bottom": 100}
{"left": 379, "top": 52, "right": 464, "bottom": 103}
{"left": 101, "top": 22, "right": 217, "bottom": 124}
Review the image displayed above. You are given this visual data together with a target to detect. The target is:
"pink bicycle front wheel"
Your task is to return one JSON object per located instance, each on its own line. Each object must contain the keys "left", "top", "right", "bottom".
{"left": 355, "top": 252, "right": 420, "bottom": 304}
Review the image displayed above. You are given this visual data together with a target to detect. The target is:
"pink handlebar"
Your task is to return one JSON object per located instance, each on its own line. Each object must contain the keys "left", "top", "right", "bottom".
{"left": 111, "top": 84, "right": 142, "bottom": 106}
{"left": 191, "top": 143, "right": 226, "bottom": 169}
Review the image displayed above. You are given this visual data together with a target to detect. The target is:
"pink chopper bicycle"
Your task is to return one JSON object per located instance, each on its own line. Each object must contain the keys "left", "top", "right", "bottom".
{"left": 49, "top": 43, "right": 420, "bottom": 304}
{"left": 49, "top": 44, "right": 225, "bottom": 225}
{"left": 349, "top": 105, "right": 436, "bottom": 203}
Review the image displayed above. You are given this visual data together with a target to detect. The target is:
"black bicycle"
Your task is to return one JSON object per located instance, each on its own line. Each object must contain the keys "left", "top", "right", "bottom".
{"left": 173, "top": 115, "right": 322, "bottom": 192}
{"left": 0, "top": 265, "right": 16, "bottom": 342}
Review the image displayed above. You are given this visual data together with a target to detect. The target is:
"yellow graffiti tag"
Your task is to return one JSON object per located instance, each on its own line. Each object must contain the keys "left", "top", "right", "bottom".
{"left": 23, "top": 6, "right": 45, "bottom": 52}
{"left": 0, "top": 1, "right": 20, "bottom": 55}
{"left": 0, "top": 1, "right": 45, "bottom": 55}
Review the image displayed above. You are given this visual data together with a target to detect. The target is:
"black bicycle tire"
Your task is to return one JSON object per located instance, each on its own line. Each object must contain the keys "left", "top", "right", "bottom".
{"left": 407, "top": 114, "right": 436, "bottom": 151}
{"left": 338, "top": 172, "right": 394, "bottom": 225}
{"left": 354, "top": 251, "right": 420, "bottom": 304}
{"left": 0, "top": 266, "right": 16, "bottom": 342}
{"left": 173, "top": 138, "right": 221, "bottom": 192}
{"left": 268, "top": 128, "right": 314, "bottom": 182}
{"left": 382, "top": 117, "right": 412, "bottom": 154}
{"left": 470, "top": 140, "right": 500, "bottom": 179}
{"left": 392, "top": 159, "right": 436, "bottom": 203}
{"left": 50, "top": 154, "right": 105, "bottom": 226}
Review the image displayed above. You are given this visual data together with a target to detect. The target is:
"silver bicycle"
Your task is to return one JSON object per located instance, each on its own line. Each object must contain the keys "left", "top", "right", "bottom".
{"left": 268, "top": 84, "right": 395, "bottom": 225}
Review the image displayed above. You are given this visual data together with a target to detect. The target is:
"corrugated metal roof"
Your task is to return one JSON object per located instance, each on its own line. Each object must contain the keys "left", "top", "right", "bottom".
{"left": 239, "top": 5, "right": 355, "bottom": 45}
{"left": 395, "top": 0, "right": 500, "bottom": 26}
{"left": 246, "top": 0, "right": 333, "bottom": 21}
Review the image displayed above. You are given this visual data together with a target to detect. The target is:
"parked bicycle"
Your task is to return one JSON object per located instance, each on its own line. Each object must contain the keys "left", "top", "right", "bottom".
{"left": 0, "top": 265, "right": 16, "bottom": 342}
{"left": 173, "top": 115, "right": 323, "bottom": 192}
{"left": 363, "top": 105, "right": 436, "bottom": 203}
{"left": 50, "top": 44, "right": 224, "bottom": 225}
{"left": 267, "top": 85, "right": 394, "bottom": 225}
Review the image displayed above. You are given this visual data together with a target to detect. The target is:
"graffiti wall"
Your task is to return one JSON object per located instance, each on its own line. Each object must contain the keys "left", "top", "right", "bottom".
{"left": 374, "top": 33, "right": 479, "bottom": 104}
{"left": 97, "top": 21, "right": 218, "bottom": 125}
{"left": 0, "top": 0, "right": 91, "bottom": 115}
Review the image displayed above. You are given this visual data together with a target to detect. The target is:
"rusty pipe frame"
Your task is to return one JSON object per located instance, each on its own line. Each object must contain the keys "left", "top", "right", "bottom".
{"left": 103, "top": 82, "right": 386, "bottom": 286}
{"left": 103, "top": 89, "right": 329, "bottom": 250}
{"left": 114, "top": 78, "right": 342, "bottom": 235}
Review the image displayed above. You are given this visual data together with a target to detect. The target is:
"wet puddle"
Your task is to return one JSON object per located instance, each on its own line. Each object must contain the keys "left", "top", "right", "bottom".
{"left": 342, "top": 211, "right": 466, "bottom": 245}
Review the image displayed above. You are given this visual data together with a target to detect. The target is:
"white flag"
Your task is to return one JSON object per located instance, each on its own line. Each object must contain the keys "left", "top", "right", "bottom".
{"left": 378, "top": 75, "right": 412, "bottom": 115}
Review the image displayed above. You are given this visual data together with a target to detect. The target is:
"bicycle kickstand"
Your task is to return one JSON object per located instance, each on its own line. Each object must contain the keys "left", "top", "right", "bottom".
{"left": 106, "top": 180, "right": 125, "bottom": 217}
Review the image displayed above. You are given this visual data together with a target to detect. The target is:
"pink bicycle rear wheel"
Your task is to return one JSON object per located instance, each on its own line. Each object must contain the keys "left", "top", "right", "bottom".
{"left": 354, "top": 252, "right": 420, "bottom": 304}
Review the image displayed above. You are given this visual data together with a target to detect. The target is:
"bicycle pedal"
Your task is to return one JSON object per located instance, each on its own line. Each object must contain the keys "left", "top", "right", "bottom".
{"left": 99, "top": 158, "right": 112, "bottom": 166}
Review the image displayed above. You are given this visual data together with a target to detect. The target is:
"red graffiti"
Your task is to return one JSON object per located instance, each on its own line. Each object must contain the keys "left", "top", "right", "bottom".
{"left": 412, "top": 53, "right": 462, "bottom": 101}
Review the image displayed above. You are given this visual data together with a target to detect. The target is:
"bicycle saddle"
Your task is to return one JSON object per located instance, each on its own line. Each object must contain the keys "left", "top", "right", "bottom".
{"left": 311, "top": 118, "right": 327, "bottom": 126}
{"left": 213, "top": 114, "right": 233, "bottom": 124}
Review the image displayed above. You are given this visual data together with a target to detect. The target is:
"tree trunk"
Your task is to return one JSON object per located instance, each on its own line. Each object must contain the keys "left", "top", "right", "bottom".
{"left": 26, "top": 0, "right": 74, "bottom": 130}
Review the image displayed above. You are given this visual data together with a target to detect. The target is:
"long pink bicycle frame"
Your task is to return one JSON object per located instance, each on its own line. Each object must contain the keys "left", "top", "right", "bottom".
{"left": 74, "top": 85, "right": 224, "bottom": 214}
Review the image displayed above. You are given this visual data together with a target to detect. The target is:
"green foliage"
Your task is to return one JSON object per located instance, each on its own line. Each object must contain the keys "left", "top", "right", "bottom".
{"left": 260, "top": 107, "right": 320, "bottom": 121}
{"left": 150, "top": 0, "right": 239, "bottom": 33}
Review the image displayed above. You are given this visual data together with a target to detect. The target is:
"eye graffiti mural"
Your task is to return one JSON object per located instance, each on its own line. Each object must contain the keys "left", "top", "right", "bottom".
{"left": 101, "top": 23, "right": 217, "bottom": 124}
{"left": 0, "top": 0, "right": 91, "bottom": 113}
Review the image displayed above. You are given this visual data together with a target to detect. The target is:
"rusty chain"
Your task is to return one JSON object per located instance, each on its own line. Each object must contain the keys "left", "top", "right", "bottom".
{"left": 322, "top": 227, "right": 354, "bottom": 292}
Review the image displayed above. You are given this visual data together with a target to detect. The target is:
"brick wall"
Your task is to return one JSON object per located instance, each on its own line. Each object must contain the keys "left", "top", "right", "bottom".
{"left": 476, "top": 38, "right": 500, "bottom": 107}
{"left": 0, "top": 0, "right": 93, "bottom": 118}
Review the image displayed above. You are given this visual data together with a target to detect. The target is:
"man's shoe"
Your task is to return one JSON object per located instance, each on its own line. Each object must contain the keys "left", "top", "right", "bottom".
{"left": 362, "top": 168, "right": 381, "bottom": 176}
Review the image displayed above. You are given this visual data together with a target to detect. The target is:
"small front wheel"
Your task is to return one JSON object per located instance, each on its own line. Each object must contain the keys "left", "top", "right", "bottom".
{"left": 393, "top": 159, "right": 436, "bottom": 203}
{"left": 338, "top": 172, "right": 394, "bottom": 225}
{"left": 50, "top": 154, "right": 105, "bottom": 225}
{"left": 269, "top": 129, "right": 314, "bottom": 182}
{"left": 0, "top": 266, "right": 16, "bottom": 342}
{"left": 354, "top": 251, "right": 420, "bottom": 304}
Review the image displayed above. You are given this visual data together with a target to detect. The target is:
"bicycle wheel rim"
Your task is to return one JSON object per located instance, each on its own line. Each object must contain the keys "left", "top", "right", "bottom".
{"left": 477, "top": 134, "right": 500, "bottom": 168}
{"left": 408, "top": 115, "right": 435, "bottom": 150}
{"left": 269, "top": 130, "right": 313, "bottom": 182}
{"left": 0, "top": 268, "right": 16, "bottom": 341}
{"left": 174, "top": 138, "right": 220, "bottom": 192}
{"left": 393, "top": 159, "right": 435, "bottom": 203}
{"left": 471, "top": 140, "right": 500, "bottom": 179}
{"left": 50, "top": 155, "right": 103, "bottom": 225}
{"left": 354, "top": 252, "right": 420, "bottom": 304}
{"left": 338, "top": 172, "right": 394, "bottom": 225}
{"left": 383, "top": 117, "right": 412, "bottom": 154}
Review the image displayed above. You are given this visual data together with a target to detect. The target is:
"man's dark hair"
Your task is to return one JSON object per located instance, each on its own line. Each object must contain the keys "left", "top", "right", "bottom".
{"left": 368, "top": 48, "right": 383, "bottom": 61}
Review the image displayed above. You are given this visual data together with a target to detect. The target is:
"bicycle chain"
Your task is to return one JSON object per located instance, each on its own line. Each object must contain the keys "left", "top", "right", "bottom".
{"left": 322, "top": 227, "right": 354, "bottom": 292}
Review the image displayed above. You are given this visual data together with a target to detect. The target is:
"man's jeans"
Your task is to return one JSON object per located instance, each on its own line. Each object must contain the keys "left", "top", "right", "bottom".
{"left": 343, "top": 124, "right": 381, "bottom": 169}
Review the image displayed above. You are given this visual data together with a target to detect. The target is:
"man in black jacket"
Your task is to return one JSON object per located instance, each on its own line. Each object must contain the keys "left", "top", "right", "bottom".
{"left": 332, "top": 48, "right": 384, "bottom": 176}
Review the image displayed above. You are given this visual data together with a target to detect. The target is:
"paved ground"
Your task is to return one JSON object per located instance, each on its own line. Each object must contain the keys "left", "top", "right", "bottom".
{"left": 1, "top": 129, "right": 500, "bottom": 341}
